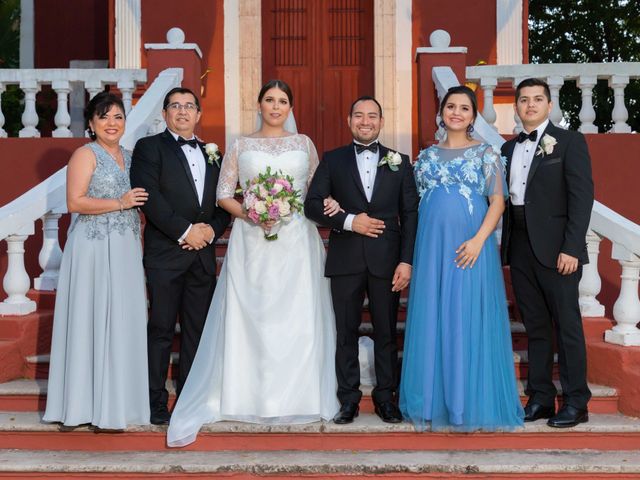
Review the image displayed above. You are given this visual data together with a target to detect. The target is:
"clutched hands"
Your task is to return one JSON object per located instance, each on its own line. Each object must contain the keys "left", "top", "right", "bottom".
{"left": 181, "top": 223, "right": 215, "bottom": 250}
{"left": 323, "top": 196, "right": 344, "bottom": 217}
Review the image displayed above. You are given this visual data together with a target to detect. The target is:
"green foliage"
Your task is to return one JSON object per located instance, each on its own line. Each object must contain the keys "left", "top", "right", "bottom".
{"left": 529, "top": 0, "right": 640, "bottom": 132}
{"left": 0, "top": 0, "right": 19, "bottom": 68}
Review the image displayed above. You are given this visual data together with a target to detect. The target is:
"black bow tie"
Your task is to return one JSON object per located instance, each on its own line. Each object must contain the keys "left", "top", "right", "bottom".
{"left": 354, "top": 142, "right": 379, "bottom": 154}
{"left": 177, "top": 136, "right": 199, "bottom": 149}
{"left": 517, "top": 130, "right": 538, "bottom": 143}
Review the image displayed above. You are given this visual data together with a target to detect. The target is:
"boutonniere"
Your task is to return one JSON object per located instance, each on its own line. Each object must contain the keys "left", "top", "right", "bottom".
{"left": 378, "top": 150, "right": 402, "bottom": 172}
{"left": 536, "top": 134, "right": 557, "bottom": 157}
{"left": 204, "top": 142, "right": 222, "bottom": 167}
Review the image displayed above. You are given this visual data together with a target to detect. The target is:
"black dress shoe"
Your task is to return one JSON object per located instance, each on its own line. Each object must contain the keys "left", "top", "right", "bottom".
{"left": 547, "top": 405, "right": 588, "bottom": 428}
{"left": 374, "top": 401, "right": 402, "bottom": 424}
{"left": 333, "top": 402, "right": 359, "bottom": 424}
{"left": 150, "top": 406, "right": 171, "bottom": 425}
{"left": 523, "top": 402, "right": 555, "bottom": 422}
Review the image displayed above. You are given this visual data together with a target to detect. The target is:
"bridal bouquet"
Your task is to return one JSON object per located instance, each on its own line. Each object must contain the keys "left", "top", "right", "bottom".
{"left": 241, "top": 166, "right": 303, "bottom": 241}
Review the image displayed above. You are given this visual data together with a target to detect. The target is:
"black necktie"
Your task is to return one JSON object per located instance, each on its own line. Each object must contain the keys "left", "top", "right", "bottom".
{"left": 354, "top": 142, "right": 378, "bottom": 154}
{"left": 178, "top": 136, "right": 199, "bottom": 149}
{"left": 516, "top": 130, "right": 538, "bottom": 143}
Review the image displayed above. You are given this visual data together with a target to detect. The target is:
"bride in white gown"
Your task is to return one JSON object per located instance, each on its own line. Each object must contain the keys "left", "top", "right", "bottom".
{"left": 167, "top": 80, "right": 340, "bottom": 447}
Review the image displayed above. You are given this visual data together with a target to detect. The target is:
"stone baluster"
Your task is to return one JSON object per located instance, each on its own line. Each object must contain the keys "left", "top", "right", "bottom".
{"left": 52, "top": 80, "right": 72, "bottom": 138}
{"left": 609, "top": 75, "right": 632, "bottom": 133}
{"left": 0, "top": 226, "right": 37, "bottom": 316}
{"left": 85, "top": 79, "right": 103, "bottom": 100}
{"left": 546, "top": 76, "right": 564, "bottom": 126}
{"left": 512, "top": 77, "right": 525, "bottom": 134}
{"left": 18, "top": 79, "right": 40, "bottom": 138}
{"left": 117, "top": 78, "right": 135, "bottom": 115}
{"left": 147, "top": 116, "right": 165, "bottom": 136}
{"left": 579, "top": 230, "right": 605, "bottom": 316}
{"left": 480, "top": 77, "right": 498, "bottom": 129}
{"left": 577, "top": 76, "right": 598, "bottom": 134}
{"left": 0, "top": 83, "right": 7, "bottom": 138}
{"left": 33, "top": 212, "right": 64, "bottom": 291}
{"left": 605, "top": 245, "right": 640, "bottom": 346}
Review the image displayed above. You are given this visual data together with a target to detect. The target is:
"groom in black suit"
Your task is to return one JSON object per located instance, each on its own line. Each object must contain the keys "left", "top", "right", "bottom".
{"left": 501, "top": 78, "right": 594, "bottom": 428}
{"left": 131, "top": 87, "right": 230, "bottom": 425}
{"left": 305, "top": 96, "right": 418, "bottom": 424}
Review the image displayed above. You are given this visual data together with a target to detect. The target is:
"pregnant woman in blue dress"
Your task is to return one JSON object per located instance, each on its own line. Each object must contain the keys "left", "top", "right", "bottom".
{"left": 399, "top": 86, "right": 524, "bottom": 431}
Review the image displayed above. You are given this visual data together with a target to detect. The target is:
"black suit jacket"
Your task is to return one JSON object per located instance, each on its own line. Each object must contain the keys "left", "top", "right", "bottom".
{"left": 305, "top": 143, "right": 419, "bottom": 279}
{"left": 130, "top": 129, "right": 231, "bottom": 274}
{"left": 501, "top": 122, "right": 594, "bottom": 268}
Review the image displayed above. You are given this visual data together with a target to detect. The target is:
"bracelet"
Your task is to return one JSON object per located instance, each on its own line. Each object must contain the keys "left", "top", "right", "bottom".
{"left": 118, "top": 199, "right": 124, "bottom": 213}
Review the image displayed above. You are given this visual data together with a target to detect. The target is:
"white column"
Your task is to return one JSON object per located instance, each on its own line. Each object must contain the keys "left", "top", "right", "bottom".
{"left": 579, "top": 230, "right": 605, "bottom": 316}
{"left": 577, "top": 75, "right": 598, "bottom": 134}
{"left": 33, "top": 213, "right": 64, "bottom": 291}
{"left": 0, "top": 83, "right": 7, "bottom": 138}
{"left": 546, "top": 76, "right": 564, "bottom": 126}
{"left": 395, "top": 0, "right": 412, "bottom": 155}
{"left": 605, "top": 246, "right": 640, "bottom": 346}
{"left": 609, "top": 75, "right": 631, "bottom": 133}
{"left": 496, "top": 0, "right": 523, "bottom": 65}
{"left": 512, "top": 77, "right": 526, "bottom": 134}
{"left": 115, "top": 0, "right": 142, "bottom": 69}
{"left": 0, "top": 228, "right": 37, "bottom": 316}
{"left": 52, "top": 80, "right": 72, "bottom": 138}
{"left": 480, "top": 77, "right": 498, "bottom": 128}
{"left": 19, "top": 0, "right": 35, "bottom": 68}
{"left": 18, "top": 79, "right": 40, "bottom": 138}
{"left": 85, "top": 79, "right": 103, "bottom": 100}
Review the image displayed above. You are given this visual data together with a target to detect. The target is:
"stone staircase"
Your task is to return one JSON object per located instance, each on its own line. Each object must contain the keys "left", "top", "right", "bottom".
{"left": 0, "top": 229, "right": 639, "bottom": 477}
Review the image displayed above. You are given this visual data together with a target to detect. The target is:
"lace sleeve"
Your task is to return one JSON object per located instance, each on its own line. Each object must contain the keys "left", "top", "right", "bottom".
{"left": 481, "top": 144, "right": 508, "bottom": 199}
{"left": 305, "top": 135, "right": 320, "bottom": 187}
{"left": 217, "top": 138, "right": 240, "bottom": 199}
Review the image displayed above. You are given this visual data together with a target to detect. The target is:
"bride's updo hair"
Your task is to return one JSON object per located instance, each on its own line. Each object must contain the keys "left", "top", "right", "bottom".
{"left": 258, "top": 79, "right": 294, "bottom": 107}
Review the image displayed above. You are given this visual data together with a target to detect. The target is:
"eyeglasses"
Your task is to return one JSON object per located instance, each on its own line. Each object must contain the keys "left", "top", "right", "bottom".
{"left": 166, "top": 102, "right": 199, "bottom": 112}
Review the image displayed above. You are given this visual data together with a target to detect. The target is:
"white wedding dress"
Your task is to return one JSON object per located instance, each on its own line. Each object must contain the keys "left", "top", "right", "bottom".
{"left": 167, "top": 134, "right": 339, "bottom": 447}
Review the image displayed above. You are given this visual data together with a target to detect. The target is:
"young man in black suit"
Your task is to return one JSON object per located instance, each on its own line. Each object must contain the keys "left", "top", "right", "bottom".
{"left": 130, "top": 87, "right": 231, "bottom": 425}
{"left": 501, "top": 78, "right": 594, "bottom": 428}
{"left": 305, "top": 96, "right": 419, "bottom": 424}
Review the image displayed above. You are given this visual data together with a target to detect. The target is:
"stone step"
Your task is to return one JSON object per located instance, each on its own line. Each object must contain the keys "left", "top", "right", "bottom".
{"left": 1, "top": 449, "right": 640, "bottom": 478}
{"left": 0, "top": 378, "right": 619, "bottom": 414}
{"left": 0, "top": 411, "right": 638, "bottom": 452}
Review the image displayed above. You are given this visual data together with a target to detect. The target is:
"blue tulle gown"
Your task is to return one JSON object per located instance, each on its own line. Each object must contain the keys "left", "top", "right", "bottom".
{"left": 399, "top": 143, "right": 524, "bottom": 431}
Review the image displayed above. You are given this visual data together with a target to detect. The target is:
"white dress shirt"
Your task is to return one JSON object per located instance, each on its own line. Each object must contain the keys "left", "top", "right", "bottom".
{"left": 344, "top": 141, "right": 380, "bottom": 231}
{"left": 167, "top": 130, "right": 214, "bottom": 244}
{"left": 509, "top": 119, "right": 549, "bottom": 206}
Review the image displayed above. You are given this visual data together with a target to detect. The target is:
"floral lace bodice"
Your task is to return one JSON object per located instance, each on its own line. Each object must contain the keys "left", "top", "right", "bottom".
{"left": 217, "top": 134, "right": 319, "bottom": 200}
{"left": 71, "top": 142, "right": 141, "bottom": 239}
{"left": 414, "top": 143, "right": 507, "bottom": 214}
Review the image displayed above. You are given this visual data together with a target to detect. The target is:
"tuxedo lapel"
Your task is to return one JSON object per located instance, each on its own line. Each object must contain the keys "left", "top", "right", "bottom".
{"left": 347, "top": 145, "right": 368, "bottom": 200}
{"left": 526, "top": 122, "right": 556, "bottom": 186}
{"left": 161, "top": 129, "right": 199, "bottom": 203}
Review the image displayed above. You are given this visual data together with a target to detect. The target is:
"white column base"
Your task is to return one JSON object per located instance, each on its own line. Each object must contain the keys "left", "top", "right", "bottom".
{"left": 605, "top": 328, "right": 640, "bottom": 347}
{"left": 33, "top": 275, "right": 58, "bottom": 291}
{"left": 579, "top": 299, "right": 605, "bottom": 317}
{"left": 0, "top": 298, "right": 36, "bottom": 316}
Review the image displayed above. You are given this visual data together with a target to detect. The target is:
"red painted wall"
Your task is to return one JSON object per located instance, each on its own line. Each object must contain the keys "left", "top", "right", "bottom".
{"left": 34, "top": 0, "right": 109, "bottom": 68}
{"left": 140, "top": 0, "right": 226, "bottom": 148}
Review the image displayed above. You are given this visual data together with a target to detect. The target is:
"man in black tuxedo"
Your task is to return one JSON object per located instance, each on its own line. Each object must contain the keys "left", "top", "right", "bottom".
{"left": 305, "top": 96, "right": 419, "bottom": 424}
{"left": 130, "top": 87, "right": 231, "bottom": 425}
{"left": 501, "top": 78, "right": 594, "bottom": 428}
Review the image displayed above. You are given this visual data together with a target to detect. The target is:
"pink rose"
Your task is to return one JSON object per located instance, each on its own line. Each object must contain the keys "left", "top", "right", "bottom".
{"left": 275, "top": 178, "right": 292, "bottom": 190}
{"left": 247, "top": 210, "right": 260, "bottom": 223}
{"left": 268, "top": 203, "right": 280, "bottom": 219}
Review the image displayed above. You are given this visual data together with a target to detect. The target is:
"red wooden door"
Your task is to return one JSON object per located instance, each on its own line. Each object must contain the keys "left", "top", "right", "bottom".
{"left": 262, "top": 0, "right": 374, "bottom": 156}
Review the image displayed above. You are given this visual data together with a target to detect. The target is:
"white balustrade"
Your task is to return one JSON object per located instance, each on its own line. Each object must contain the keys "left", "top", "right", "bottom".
{"left": 0, "top": 83, "right": 7, "bottom": 138}
{"left": 547, "top": 76, "right": 565, "bottom": 126}
{"left": 466, "top": 62, "right": 640, "bottom": 135}
{"left": 0, "top": 69, "right": 146, "bottom": 138}
{"left": 0, "top": 226, "right": 37, "bottom": 316}
{"left": 52, "top": 80, "right": 72, "bottom": 138}
{"left": 609, "top": 75, "right": 632, "bottom": 133}
{"left": 18, "top": 79, "right": 40, "bottom": 138}
{"left": 579, "top": 230, "right": 605, "bottom": 316}
{"left": 606, "top": 250, "right": 640, "bottom": 346}
{"left": 33, "top": 212, "right": 64, "bottom": 291}
{"left": 480, "top": 77, "right": 498, "bottom": 129}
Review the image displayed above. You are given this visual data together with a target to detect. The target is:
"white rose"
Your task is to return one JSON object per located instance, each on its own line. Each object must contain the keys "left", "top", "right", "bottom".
{"left": 205, "top": 143, "right": 219, "bottom": 156}
{"left": 254, "top": 201, "right": 267, "bottom": 214}
{"left": 271, "top": 183, "right": 284, "bottom": 194}
{"left": 389, "top": 152, "right": 402, "bottom": 166}
{"left": 276, "top": 199, "right": 291, "bottom": 216}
